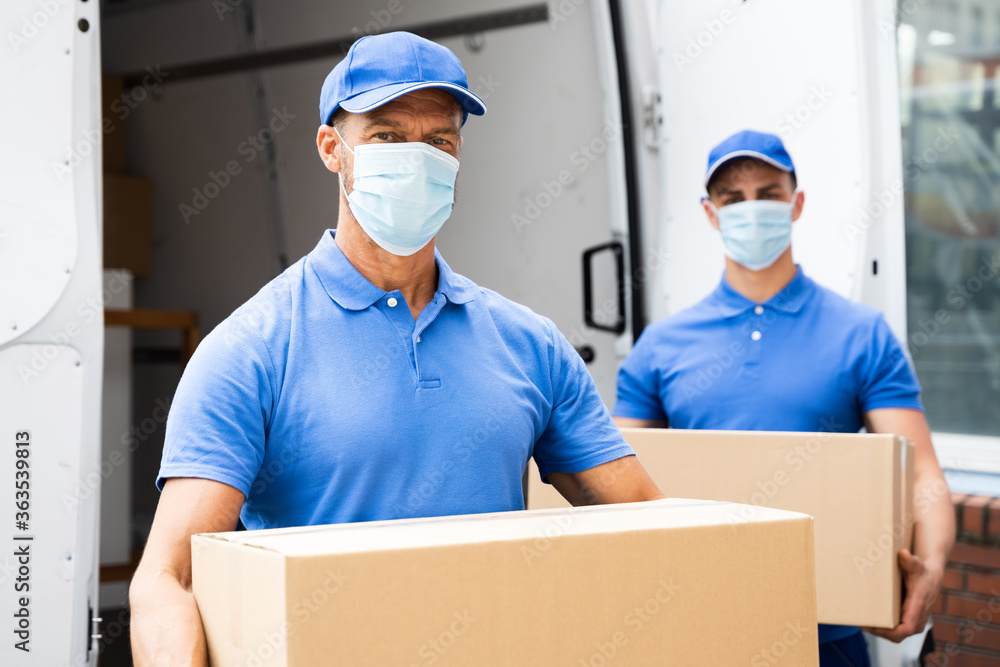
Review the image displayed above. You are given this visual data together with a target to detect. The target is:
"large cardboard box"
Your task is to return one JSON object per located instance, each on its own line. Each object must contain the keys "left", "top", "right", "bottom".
{"left": 527, "top": 429, "right": 914, "bottom": 628}
{"left": 193, "top": 499, "right": 819, "bottom": 666}
{"left": 103, "top": 173, "right": 152, "bottom": 276}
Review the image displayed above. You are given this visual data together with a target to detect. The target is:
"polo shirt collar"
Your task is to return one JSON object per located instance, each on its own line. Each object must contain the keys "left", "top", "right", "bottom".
{"left": 711, "top": 264, "right": 812, "bottom": 318}
{"left": 308, "top": 229, "right": 476, "bottom": 311}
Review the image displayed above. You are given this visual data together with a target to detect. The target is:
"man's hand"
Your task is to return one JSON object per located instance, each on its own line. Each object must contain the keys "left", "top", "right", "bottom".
{"left": 861, "top": 549, "right": 943, "bottom": 642}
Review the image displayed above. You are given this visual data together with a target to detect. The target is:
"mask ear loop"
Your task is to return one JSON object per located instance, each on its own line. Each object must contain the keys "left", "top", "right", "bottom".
{"left": 333, "top": 126, "right": 355, "bottom": 201}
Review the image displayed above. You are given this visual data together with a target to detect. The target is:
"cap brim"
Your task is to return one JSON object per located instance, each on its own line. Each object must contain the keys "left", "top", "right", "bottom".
{"left": 339, "top": 81, "right": 487, "bottom": 120}
{"left": 704, "top": 150, "right": 793, "bottom": 188}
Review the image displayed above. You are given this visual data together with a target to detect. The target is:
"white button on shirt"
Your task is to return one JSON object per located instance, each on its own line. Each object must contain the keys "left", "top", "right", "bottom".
{"left": 754, "top": 305, "right": 764, "bottom": 315}
{"left": 387, "top": 297, "right": 398, "bottom": 308}
{"left": 751, "top": 330, "right": 762, "bottom": 341}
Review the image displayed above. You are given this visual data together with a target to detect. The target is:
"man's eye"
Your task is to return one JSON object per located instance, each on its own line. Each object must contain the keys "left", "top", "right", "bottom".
{"left": 375, "top": 132, "right": 392, "bottom": 141}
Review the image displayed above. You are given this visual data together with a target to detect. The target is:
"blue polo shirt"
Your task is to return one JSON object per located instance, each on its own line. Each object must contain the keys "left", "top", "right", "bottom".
{"left": 158, "top": 229, "right": 633, "bottom": 529}
{"left": 614, "top": 266, "right": 922, "bottom": 643}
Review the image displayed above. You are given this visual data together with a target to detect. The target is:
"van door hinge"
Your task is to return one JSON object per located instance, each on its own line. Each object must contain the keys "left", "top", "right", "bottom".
{"left": 640, "top": 85, "right": 662, "bottom": 151}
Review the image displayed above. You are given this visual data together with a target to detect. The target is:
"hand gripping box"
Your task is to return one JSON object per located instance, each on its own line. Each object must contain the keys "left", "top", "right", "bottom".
{"left": 527, "top": 429, "right": 915, "bottom": 628}
{"left": 192, "top": 498, "right": 818, "bottom": 666}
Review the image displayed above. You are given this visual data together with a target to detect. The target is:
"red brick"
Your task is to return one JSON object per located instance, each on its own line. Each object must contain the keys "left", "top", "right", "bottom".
{"left": 951, "top": 542, "right": 1000, "bottom": 570}
{"left": 935, "top": 647, "right": 1000, "bottom": 667}
{"left": 944, "top": 567, "right": 967, "bottom": 592}
{"left": 933, "top": 593, "right": 948, "bottom": 615}
{"left": 963, "top": 621, "right": 1000, "bottom": 652}
{"left": 963, "top": 496, "right": 992, "bottom": 539}
{"left": 933, "top": 617, "right": 963, "bottom": 643}
{"left": 967, "top": 572, "right": 1000, "bottom": 597}
{"left": 944, "top": 592, "right": 1000, "bottom": 626}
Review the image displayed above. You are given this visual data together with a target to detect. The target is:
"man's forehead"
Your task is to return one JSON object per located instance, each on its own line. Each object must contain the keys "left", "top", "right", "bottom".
{"left": 711, "top": 158, "right": 792, "bottom": 192}
{"left": 356, "top": 89, "right": 462, "bottom": 128}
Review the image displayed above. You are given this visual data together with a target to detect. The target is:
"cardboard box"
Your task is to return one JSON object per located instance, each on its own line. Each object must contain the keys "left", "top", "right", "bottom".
{"left": 103, "top": 173, "right": 152, "bottom": 277}
{"left": 527, "top": 429, "right": 914, "bottom": 628}
{"left": 193, "top": 499, "right": 819, "bottom": 666}
{"left": 101, "top": 75, "right": 126, "bottom": 173}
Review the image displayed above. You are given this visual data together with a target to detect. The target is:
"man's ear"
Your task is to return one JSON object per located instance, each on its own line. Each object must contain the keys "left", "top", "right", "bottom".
{"left": 791, "top": 190, "right": 805, "bottom": 223}
{"left": 702, "top": 197, "right": 720, "bottom": 231}
{"left": 317, "top": 125, "right": 341, "bottom": 174}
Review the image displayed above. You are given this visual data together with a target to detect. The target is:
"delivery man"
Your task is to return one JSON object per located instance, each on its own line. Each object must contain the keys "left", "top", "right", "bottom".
{"left": 612, "top": 130, "right": 956, "bottom": 666}
{"left": 129, "top": 32, "right": 663, "bottom": 665}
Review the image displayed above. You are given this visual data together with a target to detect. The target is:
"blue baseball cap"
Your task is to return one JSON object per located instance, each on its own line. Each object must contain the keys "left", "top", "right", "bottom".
{"left": 319, "top": 32, "right": 487, "bottom": 127}
{"left": 705, "top": 130, "right": 795, "bottom": 189}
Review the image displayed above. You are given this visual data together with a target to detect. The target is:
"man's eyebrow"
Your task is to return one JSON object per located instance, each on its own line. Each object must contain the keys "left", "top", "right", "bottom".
{"left": 716, "top": 186, "right": 744, "bottom": 197}
{"left": 362, "top": 116, "right": 404, "bottom": 130}
{"left": 756, "top": 182, "right": 784, "bottom": 194}
{"left": 428, "top": 127, "right": 460, "bottom": 136}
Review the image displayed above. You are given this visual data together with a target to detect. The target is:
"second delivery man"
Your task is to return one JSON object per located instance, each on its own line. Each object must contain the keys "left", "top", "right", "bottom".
{"left": 613, "top": 130, "right": 956, "bottom": 667}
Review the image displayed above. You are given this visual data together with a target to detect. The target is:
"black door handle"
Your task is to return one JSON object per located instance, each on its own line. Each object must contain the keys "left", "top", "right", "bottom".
{"left": 582, "top": 241, "right": 626, "bottom": 335}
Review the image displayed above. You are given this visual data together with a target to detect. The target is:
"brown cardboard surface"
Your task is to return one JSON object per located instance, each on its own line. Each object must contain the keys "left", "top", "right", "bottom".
{"left": 527, "top": 429, "right": 915, "bottom": 628}
{"left": 193, "top": 499, "right": 818, "bottom": 666}
{"left": 103, "top": 173, "right": 152, "bottom": 276}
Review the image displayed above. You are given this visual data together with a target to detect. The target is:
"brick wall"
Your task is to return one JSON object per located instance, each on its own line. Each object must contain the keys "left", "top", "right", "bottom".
{"left": 925, "top": 494, "right": 1000, "bottom": 666}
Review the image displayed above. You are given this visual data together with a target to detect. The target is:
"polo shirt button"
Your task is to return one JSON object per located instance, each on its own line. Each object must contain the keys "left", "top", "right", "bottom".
{"left": 416, "top": 336, "right": 421, "bottom": 343}
{"left": 387, "top": 297, "right": 398, "bottom": 307}
{"left": 754, "top": 305, "right": 764, "bottom": 315}
{"left": 751, "top": 330, "right": 762, "bottom": 341}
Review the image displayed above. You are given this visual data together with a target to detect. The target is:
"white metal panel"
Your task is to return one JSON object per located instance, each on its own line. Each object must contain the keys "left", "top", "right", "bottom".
{"left": 0, "top": 2, "right": 78, "bottom": 346}
{"left": 0, "top": 346, "right": 85, "bottom": 665}
{"left": 653, "top": 0, "right": 906, "bottom": 341}
{"left": 1, "top": 0, "right": 104, "bottom": 664}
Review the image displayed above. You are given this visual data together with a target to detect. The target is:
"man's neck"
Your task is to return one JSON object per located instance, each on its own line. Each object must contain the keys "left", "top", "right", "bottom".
{"left": 723, "top": 249, "right": 797, "bottom": 304}
{"left": 334, "top": 214, "right": 438, "bottom": 320}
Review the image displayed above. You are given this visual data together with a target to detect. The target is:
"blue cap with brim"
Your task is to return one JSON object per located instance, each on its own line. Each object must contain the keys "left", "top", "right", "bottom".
{"left": 320, "top": 32, "right": 487, "bottom": 126}
{"left": 705, "top": 130, "right": 795, "bottom": 189}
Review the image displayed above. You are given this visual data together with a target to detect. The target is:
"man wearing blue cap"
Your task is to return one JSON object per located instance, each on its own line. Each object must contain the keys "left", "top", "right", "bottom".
{"left": 612, "top": 130, "right": 955, "bottom": 666}
{"left": 130, "top": 32, "right": 663, "bottom": 664}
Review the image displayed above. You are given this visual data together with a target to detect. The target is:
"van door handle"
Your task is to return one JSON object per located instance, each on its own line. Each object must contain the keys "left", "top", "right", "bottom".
{"left": 582, "top": 241, "right": 626, "bottom": 335}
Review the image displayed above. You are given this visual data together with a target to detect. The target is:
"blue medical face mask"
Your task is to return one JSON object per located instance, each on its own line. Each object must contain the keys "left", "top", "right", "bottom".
{"left": 708, "top": 193, "right": 798, "bottom": 271}
{"left": 335, "top": 126, "right": 459, "bottom": 256}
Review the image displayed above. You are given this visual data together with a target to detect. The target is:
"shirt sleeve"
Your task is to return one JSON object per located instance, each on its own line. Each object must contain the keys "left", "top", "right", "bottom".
{"left": 532, "top": 318, "right": 635, "bottom": 483}
{"left": 155, "top": 316, "right": 274, "bottom": 495}
{"left": 858, "top": 314, "right": 924, "bottom": 413}
{"left": 612, "top": 330, "right": 669, "bottom": 422}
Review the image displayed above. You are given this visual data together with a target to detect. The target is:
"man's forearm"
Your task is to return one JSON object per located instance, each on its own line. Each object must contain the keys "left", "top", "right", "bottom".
{"left": 130, "top": 569, "right": 209, "bottom": 667}
{"left": 911, "top": 471, "right": 956, "bottom": 576}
